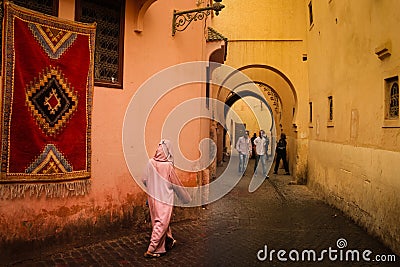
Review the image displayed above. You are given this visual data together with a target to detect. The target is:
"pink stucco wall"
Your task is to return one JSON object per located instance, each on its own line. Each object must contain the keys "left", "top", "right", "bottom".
{"left": 0, "top": 0, "right": 221, "bottom": 252}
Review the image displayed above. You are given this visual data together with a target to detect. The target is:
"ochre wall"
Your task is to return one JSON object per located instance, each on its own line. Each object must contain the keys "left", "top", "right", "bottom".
{"left": 212, "top": 0, "right": 400, "bottom": 254}
{"left": 0, "top": 0, "right": 216, "bottom": 253}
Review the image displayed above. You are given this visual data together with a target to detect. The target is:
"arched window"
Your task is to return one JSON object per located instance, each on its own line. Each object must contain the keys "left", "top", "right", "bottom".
{"left": 390, "top": 82, "right": 399, "bottom": 118}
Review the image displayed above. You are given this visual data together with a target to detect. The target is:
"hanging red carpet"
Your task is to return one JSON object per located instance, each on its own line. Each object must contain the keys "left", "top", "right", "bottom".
{"left": 0, "top": 3, "right": 96, "bottom": 199}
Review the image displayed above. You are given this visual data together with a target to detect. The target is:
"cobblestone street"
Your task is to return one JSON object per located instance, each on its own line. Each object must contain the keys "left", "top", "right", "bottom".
{"left": 7, "top": 158, "right": 399, "bottom": 266}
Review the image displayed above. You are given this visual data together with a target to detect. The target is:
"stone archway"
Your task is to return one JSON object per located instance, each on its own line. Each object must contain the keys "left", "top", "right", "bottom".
{"left": 216, "top": 64, "right": 298, "bottom": 131}
{"left": 212, "top": 64, "right": 298, "bottom": 176}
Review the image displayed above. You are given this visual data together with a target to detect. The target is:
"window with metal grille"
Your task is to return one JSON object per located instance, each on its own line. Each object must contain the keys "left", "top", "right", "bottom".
{"left": 0, "top": 0, "right": 58, "bottom": 69}
{"left": 12, "top": 0, "right": 58, "bottom": 15}
{"left": 390, "top": 83, "right": 399, "bottom": 118}
{"left": 385, "top": 77, "right": 399, "bottom": 120}
{"left": 76, "top": 0, "right": 125, "bottom": 89}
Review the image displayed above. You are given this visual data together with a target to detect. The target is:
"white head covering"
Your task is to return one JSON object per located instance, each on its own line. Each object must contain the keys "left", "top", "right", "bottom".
{"left": 153, "top": 139, "right": 174, "bottom": 163}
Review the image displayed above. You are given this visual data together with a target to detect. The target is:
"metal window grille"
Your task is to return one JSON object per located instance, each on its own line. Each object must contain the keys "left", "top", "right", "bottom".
{"left": 76, "top": 0, "right": 124, "bottom": 88}
{"left": 389, "top": 82, "right": 399, "bottom": 118}
{"left": 12, "top": 0, "right": 58, "bottom": 15}
{"left": 0, "top": 0, "right": 58, "bottom": 69}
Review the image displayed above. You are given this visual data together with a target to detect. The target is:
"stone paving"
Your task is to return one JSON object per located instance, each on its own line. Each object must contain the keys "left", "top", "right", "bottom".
{"left": 6, "top": 158, "right": 399, "bottom": 266}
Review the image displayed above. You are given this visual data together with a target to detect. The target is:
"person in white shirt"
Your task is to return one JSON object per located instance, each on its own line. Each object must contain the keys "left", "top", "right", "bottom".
{"left": 253, "top": 130, "right": 269, "bottom": 179}
{"left": 235, "top": 130, "right": 252, "bottom": 173}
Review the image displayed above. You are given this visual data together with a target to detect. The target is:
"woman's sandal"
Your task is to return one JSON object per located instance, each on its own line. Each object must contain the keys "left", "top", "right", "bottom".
{"left": 166, "top": 237, "right": 177, "bottom": 250}
{"left": 169, "top": 239, "right": 176, "bottom": 250}
{"left": 144, "top": 251, "right": 162, "bottom": 258}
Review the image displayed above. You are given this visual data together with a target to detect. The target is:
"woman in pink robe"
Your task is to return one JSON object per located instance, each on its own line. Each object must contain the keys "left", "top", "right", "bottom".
{"left": 143, "top": 139, "right": 191, "bottom": 258}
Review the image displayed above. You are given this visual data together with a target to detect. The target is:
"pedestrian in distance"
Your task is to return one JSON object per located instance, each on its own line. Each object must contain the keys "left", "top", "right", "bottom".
{"left": 273, "top": 133, "right": 290, "bottom": 175}
{"left": 264, "top": 131, "right": 270, "bottom": 161}
{"left": 253, "top": 130, "right": 269, "bottom": 179}
{"left": 142, "top": 139, "right": 191, "bottom": 258}
{"left": 236, "top": 130, "right": 252, "bottom": 174}
{"left": 250, "top": 132, "right": 257, "bottom": 159}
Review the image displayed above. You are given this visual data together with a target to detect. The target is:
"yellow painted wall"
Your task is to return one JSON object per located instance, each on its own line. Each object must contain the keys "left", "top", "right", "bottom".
{"left": 307, "top": 0, "right": 400, "bottom": 253}
{"left": 212, "top": 0, "right": 400, "bottom": 254}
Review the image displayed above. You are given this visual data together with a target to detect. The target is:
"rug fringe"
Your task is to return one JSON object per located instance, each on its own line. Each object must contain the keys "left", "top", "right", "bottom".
{"left": 0, "top": 179, "right": 91, "bottom": 199}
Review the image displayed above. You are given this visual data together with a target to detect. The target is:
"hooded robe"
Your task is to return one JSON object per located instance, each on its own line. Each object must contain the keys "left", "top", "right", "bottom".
{"left": 143, "top": 139, "right": 191, "bottom": 253}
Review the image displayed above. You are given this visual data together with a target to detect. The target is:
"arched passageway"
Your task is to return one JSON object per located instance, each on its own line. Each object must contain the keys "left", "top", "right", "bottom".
{"left": 211, "top": 64, "right": 298, "bottom": 174}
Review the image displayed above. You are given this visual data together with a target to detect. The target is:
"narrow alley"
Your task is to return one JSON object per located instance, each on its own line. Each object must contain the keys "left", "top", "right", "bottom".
{"left": 8, "top": 158, "right": 398, "bottom": 267}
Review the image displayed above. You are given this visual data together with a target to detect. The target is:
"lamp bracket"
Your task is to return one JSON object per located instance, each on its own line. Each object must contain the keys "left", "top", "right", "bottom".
{"left": 172, "top": 2, "right": 224, "bottom": 36}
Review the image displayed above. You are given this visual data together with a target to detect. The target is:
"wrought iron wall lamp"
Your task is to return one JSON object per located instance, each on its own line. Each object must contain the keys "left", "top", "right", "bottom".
{"left": 172, "top": 0, "right": 225, "bottom": 36}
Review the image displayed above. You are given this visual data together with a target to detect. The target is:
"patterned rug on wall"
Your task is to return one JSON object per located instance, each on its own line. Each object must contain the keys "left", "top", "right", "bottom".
{"left": 0, "top": 3, "right": 96, "bottom": 199}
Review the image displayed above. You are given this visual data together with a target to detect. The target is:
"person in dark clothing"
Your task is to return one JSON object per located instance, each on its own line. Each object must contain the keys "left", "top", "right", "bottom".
{"left": 250, "top": 133, "right": 257, "bottom": 159}
{"left": 273, "top": 133, "right": 290, "bottom": 175}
